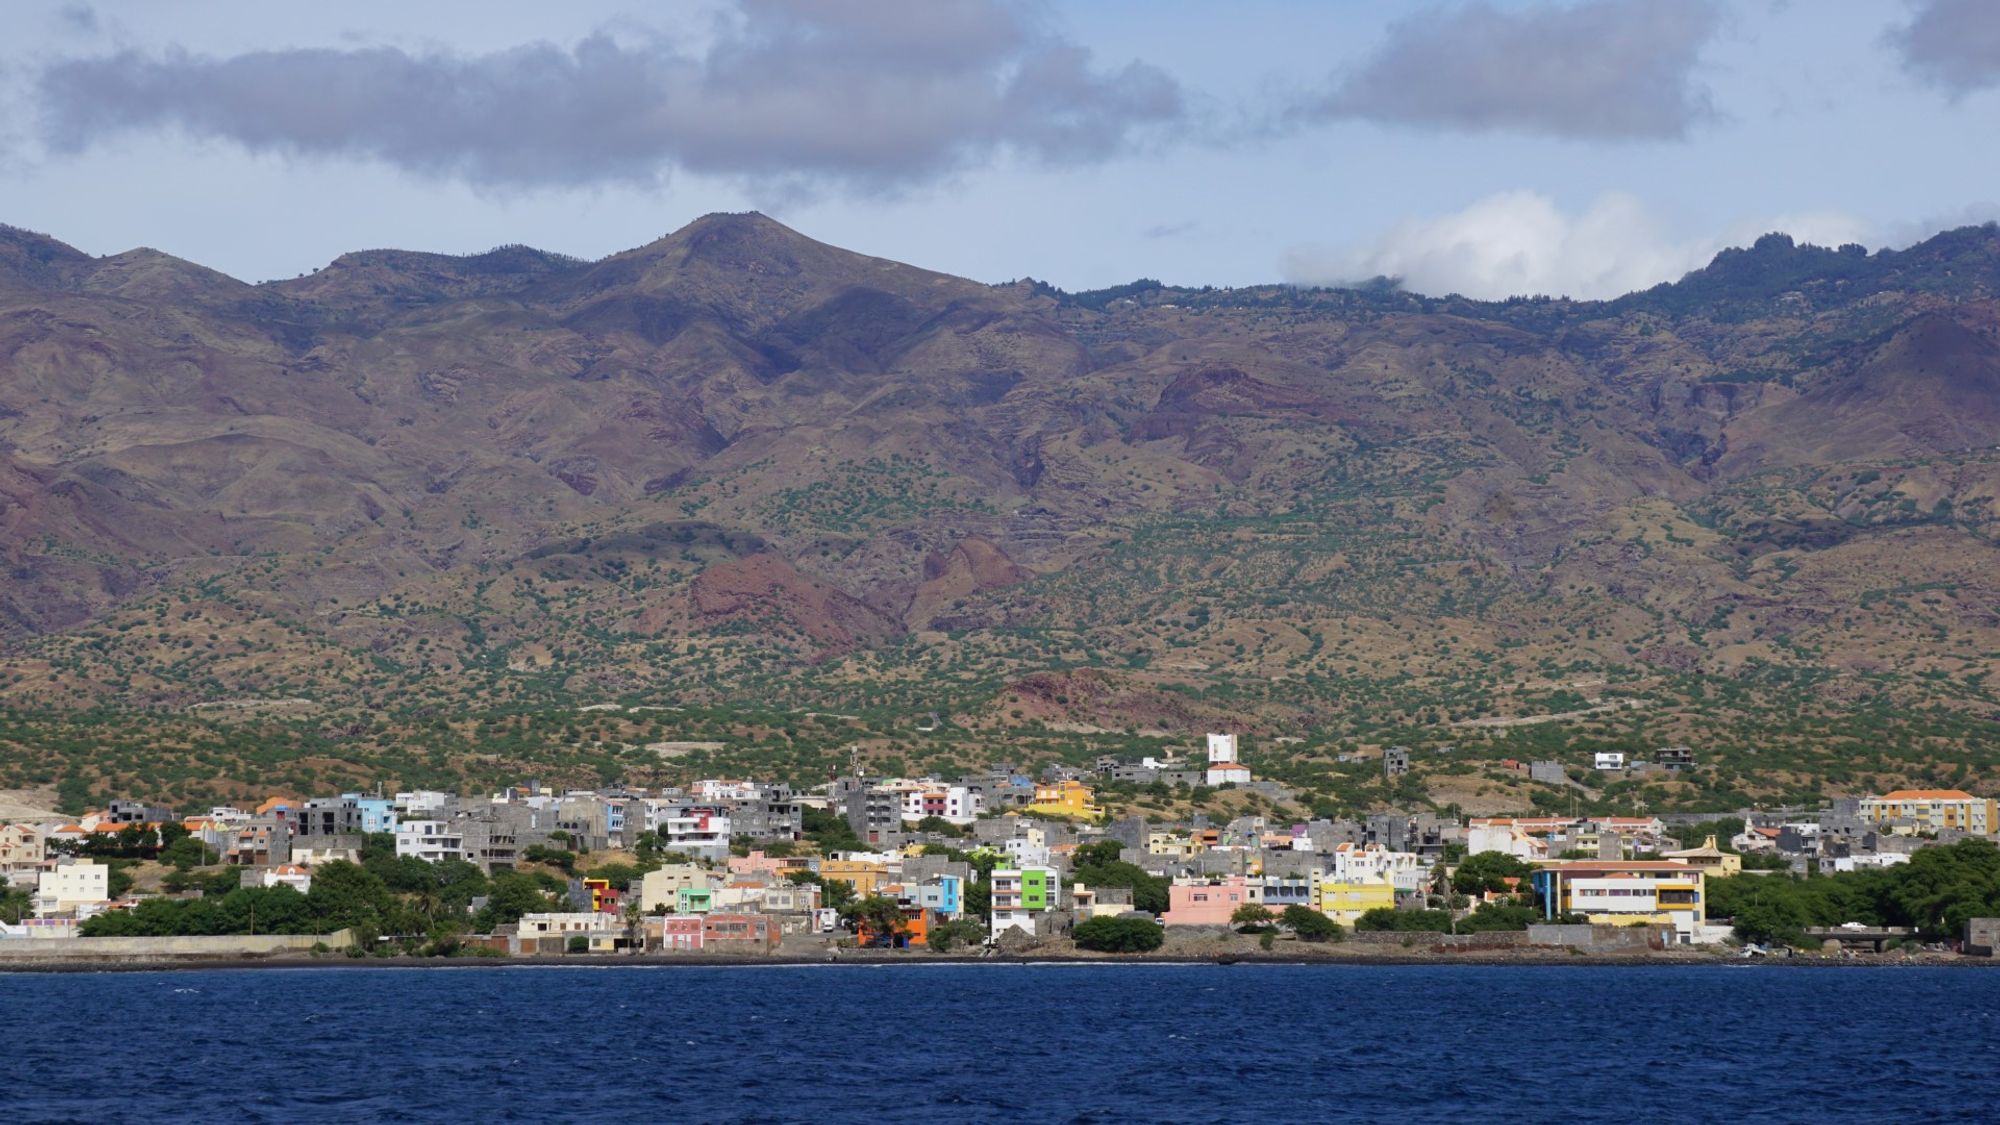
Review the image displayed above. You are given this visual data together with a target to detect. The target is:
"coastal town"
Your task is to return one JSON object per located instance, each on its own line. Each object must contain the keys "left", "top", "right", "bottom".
{"left": 4, "top": 732, "right": 1999, "bottom": 964}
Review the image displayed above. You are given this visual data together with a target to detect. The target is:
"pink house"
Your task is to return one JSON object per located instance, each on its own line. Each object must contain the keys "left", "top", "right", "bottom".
{"left": 650, "top": 915, "right": 705, "bottom": 951}
{"left": 1161, "top": 876, "right": 1260, "bottom": 926}
{"left": 726, "top": 851, "right": 788, "bottom": 878}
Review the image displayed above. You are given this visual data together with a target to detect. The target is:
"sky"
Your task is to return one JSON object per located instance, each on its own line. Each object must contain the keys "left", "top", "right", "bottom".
{"left": 4, "top": 0, "right": 2000, "bottom": 300}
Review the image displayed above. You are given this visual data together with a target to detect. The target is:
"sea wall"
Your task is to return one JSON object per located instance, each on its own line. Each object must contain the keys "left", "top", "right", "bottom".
{"left": 0, "top": 930, "right": 352, "bottom": 961}
{"left": 1527, "top": 924, "right": 1671, "bottom": 951}
{"left": 1347, "top": 931, "right": 1530, "bottom": 950}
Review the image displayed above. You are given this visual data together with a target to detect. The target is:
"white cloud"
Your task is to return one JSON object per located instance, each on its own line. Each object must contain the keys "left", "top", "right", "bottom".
{"left": 1282, "top": 191, "right": 1872, "bottom": 300}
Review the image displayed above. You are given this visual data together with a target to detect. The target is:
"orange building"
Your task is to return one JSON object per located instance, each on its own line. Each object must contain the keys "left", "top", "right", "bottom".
{"left": 856, "top": 906, "right": 932, "bottom": 949}
{"left": 818, "top": 858, "right": 889, "bottom": 898}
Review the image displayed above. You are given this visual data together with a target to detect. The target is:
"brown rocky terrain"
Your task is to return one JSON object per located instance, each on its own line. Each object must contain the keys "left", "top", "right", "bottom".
{"left": 2, "top": 215, "right": 2000, "bottom": 804}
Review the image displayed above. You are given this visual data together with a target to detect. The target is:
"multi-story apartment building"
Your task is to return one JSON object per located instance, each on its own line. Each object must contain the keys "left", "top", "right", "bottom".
{"left": 1859, "top": 790, "right": 1995, "bottom": 836}
{"left": 991, "top": 864, "right": 1060, "bottom": 936}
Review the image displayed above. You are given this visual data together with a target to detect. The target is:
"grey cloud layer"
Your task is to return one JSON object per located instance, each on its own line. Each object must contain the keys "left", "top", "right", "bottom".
{"left": 35, "top": 0, "right": 1183, "bottom": 191}
{"left": 1296, "top": 0, "right": 1720, "bottom": 141}
{"left": 1892, "top": 0, "right": 2000, "bottom": 96}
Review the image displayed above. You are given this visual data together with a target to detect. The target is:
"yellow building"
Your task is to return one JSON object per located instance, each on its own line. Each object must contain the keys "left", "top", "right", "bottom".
{"left": 1859, "top": 790, "right": 1996, "bottom": 835}
{"left": 1024, "top": 779, "right": 1103, "bottom": 820}
{"left": 1531, "top": 860, "right": 1706, "bottom": 941}
{"left": 818, "top": 858, "right": 890, "bottom": 898}
{"left": 1313, "top": 875, "right": 1398, "bottom": 926}
{"left": 1660, "top": 835, "right": 1742, "bottom": 877}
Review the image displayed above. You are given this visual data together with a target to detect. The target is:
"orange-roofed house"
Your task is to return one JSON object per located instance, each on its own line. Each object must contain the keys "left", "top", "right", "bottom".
{"left": 259, "top": 864, "right": 313, "bottom": 893}
{"left": 44, "top": 824, "right": 88, "bottom": 848}
{"left": 1859, "top": 790, "right": 1995, "bottom": 836}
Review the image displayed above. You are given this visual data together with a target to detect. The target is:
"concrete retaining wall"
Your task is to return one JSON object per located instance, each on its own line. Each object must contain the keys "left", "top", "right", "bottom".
{"left": 0, "top": 930, "right": 353, "bottom": 960}
{"left": 1527, "top": 923, "right": 1669, "bottom": 951}
{"left": 1348, "top": 930, "right": 1529, "bottom": 949}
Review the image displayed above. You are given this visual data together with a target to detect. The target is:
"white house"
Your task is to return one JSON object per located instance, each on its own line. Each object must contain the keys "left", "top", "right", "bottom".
{"left": 898, "top": 784, "right": 983, "bottom": 826}
{"left": 35, "top": 860, "right": 109, "bottom": 917}
{"left": 1593, "top": 752, "right": 1627, "bottom": 771}
{"left": 1465, "top": 819, "right": 1551, "bottom": 862}
{"left": 259, "top": 864, "right": 313, "bottom": 893}
{"left": 663, "top": 809, "right": 732, "bottom": 860}
{"left": 692, "top": 779, "right": 761, "bottom": 802}
{"left": 516, "top": 911, "right": 619, "bottom": 937}
{"left": 1328, "top": 843, "right": 1427, "bottom": 893}
{"left": 394, "top": 790, "right": 455, "bottom": 816}
{"left": 1205, "top": 733, "right": 1253, "bottom": 787}
{"left": 395, "top": 820, "right": 465, "bottom": 863}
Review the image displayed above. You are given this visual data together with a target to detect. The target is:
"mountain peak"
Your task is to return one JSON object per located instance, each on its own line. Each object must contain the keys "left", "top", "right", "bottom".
{"left": 0, "top": 224, "right": 92, "bottom": 289}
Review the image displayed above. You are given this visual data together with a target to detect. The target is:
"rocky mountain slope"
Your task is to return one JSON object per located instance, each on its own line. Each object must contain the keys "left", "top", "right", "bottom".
{"left": 3, "top": 214, "right": 2000, "bottom": 805}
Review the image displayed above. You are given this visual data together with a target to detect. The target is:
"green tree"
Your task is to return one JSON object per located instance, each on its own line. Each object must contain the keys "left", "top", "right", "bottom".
{"left": 304, "top": 861, "right": 396, "bottom": 938}
{"left": 1072, "top": 840, "right": 1126, "bottom": 867}
{"left": 474, "top": 870, "right": 560, "bottom": 932}
{"left": 1072, "top": 915, "right": 1165, "bottom": 953}
{"left": 926, "top": 917, "right": 987, "bottom": 953}
{"left": 1455, "top": 901, "right": 1539, "bottom": 933}
{"left": 1068, "top": 858, "right": 1169, "bottom": 915}
{"left": 161, "top": 836, "right": 220, "bottom": 871}
{"left": 1355, "top": 907, "right": 1452, "bottom": 932}
{"left": 1279, "top": 904, "right": 1342, "bottom": 942}
{"left": 1230, "top": 903, "right": 1276, "bottom": 933}
{"left": 1451, "top": 851, "right": 1535, "bottom": 897}
{"left": 842, "top": 895, "right": 907, "bottom": 946}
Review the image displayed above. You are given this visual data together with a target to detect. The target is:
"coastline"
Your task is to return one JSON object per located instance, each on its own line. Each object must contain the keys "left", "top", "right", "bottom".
{"left": 1, "top": 947, "right": 1982, "bottom": 973}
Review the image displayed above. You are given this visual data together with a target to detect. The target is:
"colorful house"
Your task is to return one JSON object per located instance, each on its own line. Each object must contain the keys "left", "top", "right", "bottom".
{"left": 1161, "top": 876, "right": 1260, "bottom": 926}
{"left": 701, "top": 913, "right": 780, "bottom": 953}
{"left": 991, "top": 864, "right": 1060, "bottom": 935}
{"left": 1313, "top": 875, "right": 1398, "bottom": 926}
{"left": 1660, "top": 836, "right": 1742, "bottom": 877}
{"left": 911, "top": 874, "right": 964, "bottom": 919}
{"left": 651, "top": 914, "right": 705, "bottom": 951}
{"left": 857, "top": 905, "right": 933, "bottom": 949}
{"left": 579, "top": 878, "right": 618, "bottom": 913}
{"left": 1530, "top": 860, "right": 1706, "bottom": 943}
{"left": 818, "top": 858, "right": 890, "bottom": 899}
{"left": 1024, "top": 780, "right": 1102, "bottom": 820}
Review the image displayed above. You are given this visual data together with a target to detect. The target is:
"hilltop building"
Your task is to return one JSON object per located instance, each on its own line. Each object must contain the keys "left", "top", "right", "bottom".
{"left": 1205, "top": 733, "right": 1252, "bottom": 787}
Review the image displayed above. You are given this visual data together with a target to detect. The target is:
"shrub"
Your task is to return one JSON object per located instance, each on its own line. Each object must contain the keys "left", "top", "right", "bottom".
{"left": 1279, "top": 904, "right": 1343, "bottom": 942}
{"left": 1355, "top": 908, "right": 1453, "bottom": 932}
{"left": 1072, "top": 916, "right": 1165, "bottom": 953}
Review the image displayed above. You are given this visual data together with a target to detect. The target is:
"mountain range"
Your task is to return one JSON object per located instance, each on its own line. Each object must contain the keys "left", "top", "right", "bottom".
{"left": 3, "top": 213, "right": 2000, "bottom": 807}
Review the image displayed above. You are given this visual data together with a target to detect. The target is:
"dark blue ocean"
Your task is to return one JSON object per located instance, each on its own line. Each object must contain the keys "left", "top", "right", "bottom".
{"left": 4, "top": 963, "right": 1997, "bottom": 1122}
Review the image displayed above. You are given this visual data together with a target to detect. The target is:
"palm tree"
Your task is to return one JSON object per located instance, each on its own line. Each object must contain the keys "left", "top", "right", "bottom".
{"left": 623, "top": 900, "right": 645, "bottom": 953}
